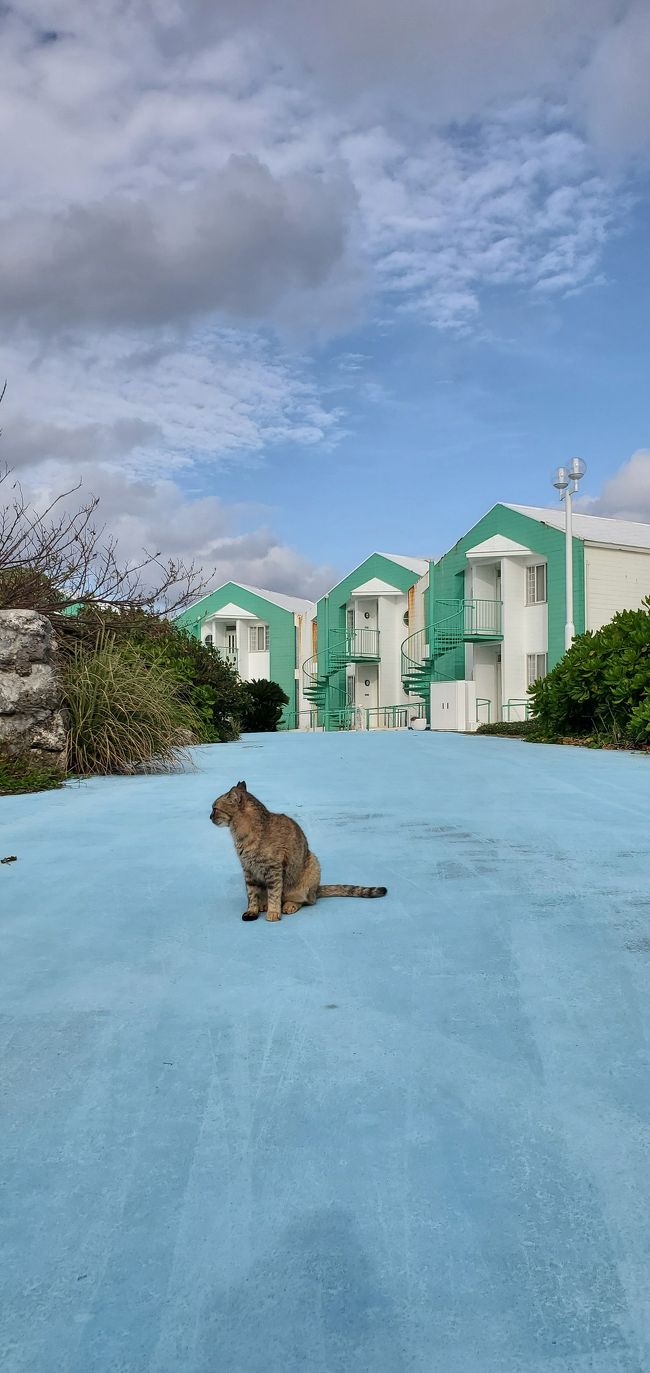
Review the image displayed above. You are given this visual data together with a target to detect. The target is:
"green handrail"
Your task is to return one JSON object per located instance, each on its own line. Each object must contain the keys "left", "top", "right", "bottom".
{"left": 330, "top": 627, "right": 380, "bottom": 664}
{"left": 401, "top": 599, "right": 503, "bottom": 679}
{"left": 502, "top": 699, "right": 534, "bottom": 721}
{"left": 364, "top": 702, "right": 426, "bottom": 730}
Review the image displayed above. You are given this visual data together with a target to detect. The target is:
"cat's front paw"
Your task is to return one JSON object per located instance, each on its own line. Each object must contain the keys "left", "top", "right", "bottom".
{"left": 242, "top": 910, "right": 260, "bottom": 922}
{"left": 265, "top": 911, "right": 282, "bottom": 922}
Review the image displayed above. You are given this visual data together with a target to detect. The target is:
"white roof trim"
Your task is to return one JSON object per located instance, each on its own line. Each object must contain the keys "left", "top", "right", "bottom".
{"left": 376, "top": 552, "right": 430, "bottom": 575}
{"left": 350, "top": 577, "right": 406, "bottom": 596}
{"left": 204, "top": 602, "right": 256, "bottom": 621}
{"left": 466, "top": 534, "right": 534, "bottom": 559}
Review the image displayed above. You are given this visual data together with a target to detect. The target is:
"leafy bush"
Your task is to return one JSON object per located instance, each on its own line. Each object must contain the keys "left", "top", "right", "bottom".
{"left": 63, "top": 632, "right": 204, "bottom": 776}
{"left": 59, "top": 608, "right": 245, "bottom": 742}
{"left": 529, "top": 599, "right": 650, "bottom": 744}
{"left": 0, "top": 749, "right": 64, "bottom": 796}
{"left": 240, "top": 679, "right": 289, "bottom": 733}
{"left": 476, "top": 719, "right": 541, "bottom": 738}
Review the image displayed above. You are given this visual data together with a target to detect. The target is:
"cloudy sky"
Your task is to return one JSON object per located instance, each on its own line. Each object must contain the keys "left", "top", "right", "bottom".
{"left": 1, "top": 1, "right": 649, "bottom": 597}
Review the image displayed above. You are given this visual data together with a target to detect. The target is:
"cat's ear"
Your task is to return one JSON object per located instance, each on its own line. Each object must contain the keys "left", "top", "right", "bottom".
{"left": 236, "top": 780, "right": 247, "bottom": 791}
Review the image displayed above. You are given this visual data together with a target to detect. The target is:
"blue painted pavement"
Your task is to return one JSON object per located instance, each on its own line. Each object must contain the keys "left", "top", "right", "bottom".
{"left": 1, "top": 731, "right": 650, "bottom": 1372}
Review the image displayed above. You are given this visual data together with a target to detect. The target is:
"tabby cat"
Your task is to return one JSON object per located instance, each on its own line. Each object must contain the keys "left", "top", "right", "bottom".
{"left": 210, "top": 781, "right": 387, "bottom": 922}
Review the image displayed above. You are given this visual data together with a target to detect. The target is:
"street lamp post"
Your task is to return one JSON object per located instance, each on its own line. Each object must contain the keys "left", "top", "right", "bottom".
{"left": 552, "top": 457, "right": 587, "bottom": 651}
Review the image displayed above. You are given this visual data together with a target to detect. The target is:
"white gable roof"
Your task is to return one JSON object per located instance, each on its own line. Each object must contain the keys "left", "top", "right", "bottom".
{"left": 504, "top": 504, "right": 650, "bottom": 551}
{"left": 236, "top": 583, "right": 314, "bottom": 614}
{"left": 376, "top": 553, "right": 430, "bottom": 576}
{"left": 184, "top": 582, "right": 314, "bottom": 618}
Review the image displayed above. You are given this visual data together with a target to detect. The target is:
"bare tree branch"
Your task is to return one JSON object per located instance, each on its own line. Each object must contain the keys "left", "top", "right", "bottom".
{"left": 0, "top": 458, "right": 211, "bottom": 617}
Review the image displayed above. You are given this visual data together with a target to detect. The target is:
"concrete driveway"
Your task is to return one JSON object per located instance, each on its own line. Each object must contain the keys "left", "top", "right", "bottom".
{"left": 2, "top": 731, "right": 650, "bottom": 1372}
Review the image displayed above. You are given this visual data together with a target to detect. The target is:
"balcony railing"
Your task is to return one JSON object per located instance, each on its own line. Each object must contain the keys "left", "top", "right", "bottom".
{"left": 364, "top": 702, "right": 426, "bottom": 730}
{"left": 330, "top": 627, "right": 380, "bottom": 666}
{"left": 463, "top": 598, "right": 502, "bottom": 639}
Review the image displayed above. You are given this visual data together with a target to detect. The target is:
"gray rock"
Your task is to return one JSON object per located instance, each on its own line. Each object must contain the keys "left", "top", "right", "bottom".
{"left": 0, "top": 610, "right": 66, "bottom": 770}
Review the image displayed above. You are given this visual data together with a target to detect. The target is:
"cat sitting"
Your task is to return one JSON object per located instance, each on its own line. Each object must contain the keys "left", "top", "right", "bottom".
{"left": 210, "top": 781, "right": 387, "bottom": 922}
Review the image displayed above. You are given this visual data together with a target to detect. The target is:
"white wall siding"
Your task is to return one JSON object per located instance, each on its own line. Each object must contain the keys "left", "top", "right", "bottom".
{"left": 585, "top": 545, "right": 650, "bottom": 632}
{"left": 377, "top": 594, "right": 410, "bottom": 707}
{"left": 499, "top": 557, "right": 527, "bottom": 708}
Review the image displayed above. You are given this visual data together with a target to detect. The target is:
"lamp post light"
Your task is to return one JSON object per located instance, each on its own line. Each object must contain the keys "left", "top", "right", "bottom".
{"left": 552, "top": 456, "right": 587, "bottom": 651}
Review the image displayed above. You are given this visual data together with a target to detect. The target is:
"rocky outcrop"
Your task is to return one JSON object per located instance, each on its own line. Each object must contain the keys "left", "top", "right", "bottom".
{"left": 0, "top": 610, "right": 66, "bottom": 768}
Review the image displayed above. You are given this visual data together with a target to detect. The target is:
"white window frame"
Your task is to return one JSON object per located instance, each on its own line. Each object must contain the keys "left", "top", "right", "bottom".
{"left": 249, "top": 624, "right": 270, "bottom": 652}
{"left": 346, "top": 673, "right": 355, "bottom": 706}
{"left": 526, "top": 563, "right": 547, "bottom": 606}
{"left": 526, "top": 652, "right": 548, "bottom": 687}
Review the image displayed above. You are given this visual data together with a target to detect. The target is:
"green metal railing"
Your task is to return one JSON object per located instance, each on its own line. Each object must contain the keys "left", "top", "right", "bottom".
{"left": 363, "top": 702, "right": 426, "bottom": 730}
{"left": 324, "top": 707, "right": 359, "bottom": 730}
{"left": 302, "top": 653, "right": 328, "bottom": 709}
{"left": 502, "top": 699, "right": 534, "bottom": 721}
{"left": 464, "top": 598, "right": 502, "bottom": 637}
{"left": 476, "top": 698, "right": 491, "bottom": 724}
{"left": 329, "top": 627, "right": 380, "bottom": 668}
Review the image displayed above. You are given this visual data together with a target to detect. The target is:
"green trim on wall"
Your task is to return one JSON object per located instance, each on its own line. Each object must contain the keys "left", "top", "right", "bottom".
{"left": 176, "top": 583, "right": 297, "bottom": 726}
{"left": 430, "top": 504, "right": 585, "bottom": 679}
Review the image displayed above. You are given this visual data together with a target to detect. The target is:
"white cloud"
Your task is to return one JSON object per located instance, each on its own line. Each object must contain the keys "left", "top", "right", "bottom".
{"left": 578, "top": 3, "right": 650, "bottom": 160}
{"left": 0, "top": 332, "right": 341, "bottom": 477}
{"left": 581, "top": 450, "right": 650, "bottom": 523}
{"left": 10, "top": 459, "right": 338, "bottom": 600}
{"left": 342, "top": 110, "right": 616, "bottom": 331}
{"left": 0, "top": 0, "right": 646, "bottom": 596}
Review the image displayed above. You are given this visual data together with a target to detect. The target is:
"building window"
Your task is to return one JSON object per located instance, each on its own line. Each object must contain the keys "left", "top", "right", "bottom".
{"left": 249, "top": 624, "right": 270, "bottom": 652}
{"left": 526, "top": 564, "right": 547, "bottom": 605}
{"left": 526, "top": 652, "right": 548, "bottom": 687}
{"left": 204, "top": 633, "right": 213, "bottom": 646}
{"left": 346, "top": 675, "right": 355, "bottom": 706}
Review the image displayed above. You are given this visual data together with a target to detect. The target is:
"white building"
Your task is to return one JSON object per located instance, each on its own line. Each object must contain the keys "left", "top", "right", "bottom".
{"left": 403, "top": 503, "right": 650, "bottom": 730}
{"left": 176, "top": 581, "right": 315, "bottom": 729}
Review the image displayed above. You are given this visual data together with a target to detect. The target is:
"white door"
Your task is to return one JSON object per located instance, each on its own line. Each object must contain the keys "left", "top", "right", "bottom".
{"left": 226, "top": 624, "right": 237, "bottom": 653}
{"left": 359, "top": 665, "right": 378, "bottom": 711}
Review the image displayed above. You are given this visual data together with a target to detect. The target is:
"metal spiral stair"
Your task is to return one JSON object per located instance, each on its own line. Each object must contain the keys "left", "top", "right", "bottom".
{"left": 302, "top": 654, "right": 329, "bottom": 711}
{"left": 401, "top": 599, "right": 503, "bottom": 702}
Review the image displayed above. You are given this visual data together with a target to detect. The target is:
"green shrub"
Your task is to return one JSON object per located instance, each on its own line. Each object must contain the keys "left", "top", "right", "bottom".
{"left": 529, "top": 599, "right": 650, "bottom": 743}
{"left": 240, "top": 679, "right": 289, "bottom": 733}
{"left": 59, "top": 608, "right": 245, "bottom": 743}
{"left": 476, "top": 719, "right": 541, "bottom": 738}
{"left": 63, "top": 633, "right": 204, "bottom": 776}
{"left": 0, "top": 749, "right": 64, "bottom": 796}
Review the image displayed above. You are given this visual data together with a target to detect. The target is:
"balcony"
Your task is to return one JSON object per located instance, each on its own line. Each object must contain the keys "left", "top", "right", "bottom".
{"left": 462, "top": 598, "right": 502, "bottom": 640}
{"left": 329, "top": 627, "right": 380, "bottom": 669}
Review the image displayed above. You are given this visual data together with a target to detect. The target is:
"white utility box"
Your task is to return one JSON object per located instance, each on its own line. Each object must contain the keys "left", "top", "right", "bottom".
{"left": 430, "top": 680, "right": 477, "bottom": 732}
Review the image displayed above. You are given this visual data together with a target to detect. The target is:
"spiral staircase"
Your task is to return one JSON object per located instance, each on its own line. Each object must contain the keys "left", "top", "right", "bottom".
{"left": 401, "top": 599, "right": 503, "bottom": 709}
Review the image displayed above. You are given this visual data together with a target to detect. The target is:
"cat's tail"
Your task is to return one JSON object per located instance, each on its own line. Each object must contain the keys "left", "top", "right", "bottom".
{"left": 317, "top": 884, "right": 387, "bottom": 899}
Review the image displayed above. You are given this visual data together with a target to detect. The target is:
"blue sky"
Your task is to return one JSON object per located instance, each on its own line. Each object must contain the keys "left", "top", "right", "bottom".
{"left": 1, "top": 2, "right": 649, "bottom": 595}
